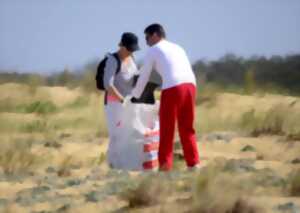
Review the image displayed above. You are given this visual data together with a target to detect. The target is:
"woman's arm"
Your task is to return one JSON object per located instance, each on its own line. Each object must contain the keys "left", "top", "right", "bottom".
{"left": 107, "top": 85, "right": 124, "bottom": 102}
{"left": 103, "top": 55, "right": 124, "bottom": 102}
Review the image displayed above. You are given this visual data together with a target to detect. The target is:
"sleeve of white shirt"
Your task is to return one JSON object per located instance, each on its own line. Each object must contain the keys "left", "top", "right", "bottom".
{"left": 103, "top": 55, "right": 118, "bottom": 90}
{"left": 131, "top": 50, "right": 154, "bottom": 98}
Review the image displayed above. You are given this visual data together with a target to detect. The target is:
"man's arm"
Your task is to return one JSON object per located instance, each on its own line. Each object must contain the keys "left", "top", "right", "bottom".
{"left": 131, "top": 51, "right": 154, "bottom": 98}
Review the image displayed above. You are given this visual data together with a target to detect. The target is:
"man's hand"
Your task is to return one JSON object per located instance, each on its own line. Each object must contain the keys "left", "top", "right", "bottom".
{"left": 122, "top": 95, "right": 133, "bottom": 106}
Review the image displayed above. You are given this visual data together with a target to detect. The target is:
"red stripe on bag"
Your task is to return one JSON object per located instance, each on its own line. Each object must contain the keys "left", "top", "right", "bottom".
{"left": 144, "top": 130, "right": 159, "bottom": 138}
{"left": 143, "top": 159, "right": 159, "bottom": 169}
{"left": 144, "top": 142, "right": 159, "bottom": 152}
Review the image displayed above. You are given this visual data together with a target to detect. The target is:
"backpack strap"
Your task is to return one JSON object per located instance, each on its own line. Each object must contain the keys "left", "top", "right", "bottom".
{"left": 112, "top": 52, "right": 121, "bottom": 74}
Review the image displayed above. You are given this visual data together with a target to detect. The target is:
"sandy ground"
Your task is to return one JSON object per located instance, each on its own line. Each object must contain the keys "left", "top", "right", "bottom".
{"left": 0, "top": 84, "right": 300, "bottom": 212}
{"left": 0, "top": 135, "right": 299, "bottom": 212}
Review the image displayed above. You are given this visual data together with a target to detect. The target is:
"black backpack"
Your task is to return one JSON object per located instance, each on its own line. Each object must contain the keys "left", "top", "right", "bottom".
{"left": 95, "top": 53, "right": 121, "bottom": 90}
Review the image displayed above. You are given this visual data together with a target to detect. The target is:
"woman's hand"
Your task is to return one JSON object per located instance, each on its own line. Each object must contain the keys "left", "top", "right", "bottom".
{"left": 107, "top": 86, "right": 124, "bottom": 103}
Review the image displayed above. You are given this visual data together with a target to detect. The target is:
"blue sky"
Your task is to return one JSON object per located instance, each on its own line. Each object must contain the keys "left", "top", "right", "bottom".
{"left": 0, "top": 0, "right": 300, "bottom": 73}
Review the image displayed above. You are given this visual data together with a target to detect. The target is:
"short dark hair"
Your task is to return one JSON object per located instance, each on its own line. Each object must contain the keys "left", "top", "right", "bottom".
{"left": 144, "top": 23, "right": 166, "bottom": 38}
{"left": 120, "top": 32, "right": 140, "bottom": 52}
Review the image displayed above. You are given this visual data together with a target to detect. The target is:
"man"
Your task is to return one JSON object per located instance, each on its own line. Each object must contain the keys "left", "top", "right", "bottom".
{"left": 131, "top": 23, "right": 200, "bottom": 171}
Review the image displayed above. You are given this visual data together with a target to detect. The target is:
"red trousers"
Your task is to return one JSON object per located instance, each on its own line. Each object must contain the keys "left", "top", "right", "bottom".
{"left": 159, "top": 83, "right": 200, "bottom": 170}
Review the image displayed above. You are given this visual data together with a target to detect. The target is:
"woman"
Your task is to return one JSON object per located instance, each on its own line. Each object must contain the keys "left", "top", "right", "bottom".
{"left": 103, "top": 32, "right": 140, "bottom": 168}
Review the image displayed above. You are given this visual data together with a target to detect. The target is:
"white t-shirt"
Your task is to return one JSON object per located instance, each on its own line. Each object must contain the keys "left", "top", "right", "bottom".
{"left": 132, "top": 40, "right": 196, "bottom": 98}
{"left": 104, "top": 54, "right": 138, "bottom": 97}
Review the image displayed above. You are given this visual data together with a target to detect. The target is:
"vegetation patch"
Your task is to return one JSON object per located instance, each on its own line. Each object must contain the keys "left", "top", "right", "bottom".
{"left": 121, "top": 174, "right": 172, "bottom": 208}
{"left": 17, "top": 101, "right": 58, "bottom": 114}
{"left": 65, "top": 96, "right": 90, "bottom": 109}
{"left": 288, "top": 170, "right": 300, "bottom": 196}
{"left": 239, "top": 104, "right": 299, "bottom": 137}
{"left": 0, "top": 139, "right": 42, "bottom": 175}
{"left": 20, "top": 120, "right": 49, "bottom": 133}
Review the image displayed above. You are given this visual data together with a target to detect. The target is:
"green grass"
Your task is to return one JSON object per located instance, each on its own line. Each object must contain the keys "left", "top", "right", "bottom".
{"left": 65, "top": 96, "right": 90, "bottom": 109}
{"left": 0, "top": 99, "right": 58, "bottom": 114}
{"left": 19, "top": 101, "right": 58, "bottom": 114}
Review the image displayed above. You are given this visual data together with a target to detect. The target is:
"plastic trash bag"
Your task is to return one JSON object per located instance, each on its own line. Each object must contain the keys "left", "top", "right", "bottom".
{"left": 107, "top": 101, "right": 160, "bottom": 171}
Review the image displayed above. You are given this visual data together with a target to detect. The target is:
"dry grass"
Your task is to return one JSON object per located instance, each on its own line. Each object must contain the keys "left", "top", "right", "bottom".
{"left": 239, "top": 103, "right": 300, "bottom": 138}
{"left": 2, "top": 83, "right": 300, "bottom": 140}
{"left": 0, "top": 83, "right": 300, "bottom": 212}
{"left": 19, "top": 100, "right": 58, "bottom": 114}
{"left": 20, "top": 120, "right": 49, "bottom": 133}
{"left": 121, "top": 173, "right": 172, "bottom": 208}
{"left": 288, "top": 169, "right": 300, "bottom": 196}
{"left": 196, "top": 83, "right": 220, "bottom": 106}
{"left": 94, "top": 152, "right": 106, "bottom": 166}
{"left": 0, "top": 84, "right": 107, "bottom": 138}
{"left": 65, "top": 96, "right": 90, "bottom": 109}
{"left": 0, "top": 138, "right": 43, "bottom": 175}
{"left": 191, "top": 163, "right": 262, "bottom": 213}
{"left": 57, "top": 155, "right": 75, "bottom": 177}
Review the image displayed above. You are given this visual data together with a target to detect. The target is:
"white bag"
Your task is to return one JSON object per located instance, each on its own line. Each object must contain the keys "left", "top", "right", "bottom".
{"left": 107, "top": 101, "right": 160, "bottom": 171}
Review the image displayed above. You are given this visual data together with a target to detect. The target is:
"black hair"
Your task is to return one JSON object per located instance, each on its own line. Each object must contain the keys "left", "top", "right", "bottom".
{"left": 144, "top": 23, "right": 166, "bottom": 38}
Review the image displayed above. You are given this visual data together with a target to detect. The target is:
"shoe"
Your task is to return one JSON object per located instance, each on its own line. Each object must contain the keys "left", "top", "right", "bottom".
{"left": 187, "top": 164, "right": 202, "bottom": 171}
{"left": 159, "top": 163, "right": 171, "bottom": 172}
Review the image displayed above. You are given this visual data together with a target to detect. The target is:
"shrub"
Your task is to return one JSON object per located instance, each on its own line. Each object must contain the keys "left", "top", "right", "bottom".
{"left": 121, "top": 174, "right": 171, "bottom": 208}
